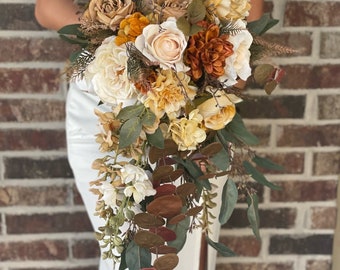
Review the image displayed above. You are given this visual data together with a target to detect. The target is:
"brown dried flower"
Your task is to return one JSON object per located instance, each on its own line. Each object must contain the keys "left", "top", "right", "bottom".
{"left": 185, "top": 24, "right": 234, "bottom": 80}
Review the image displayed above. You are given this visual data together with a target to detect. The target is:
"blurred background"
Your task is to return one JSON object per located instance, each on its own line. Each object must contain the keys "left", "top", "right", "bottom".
{"left": 0, "top": 0, "right": 339, "bottom": 269}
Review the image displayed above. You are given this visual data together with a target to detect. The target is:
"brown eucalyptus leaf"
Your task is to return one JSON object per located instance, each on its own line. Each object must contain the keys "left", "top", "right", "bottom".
{"left": 146, "top": 195, "right": 183, "bottom": 218}
{"left": 134, "top": 230, "right": 165, "bottom": 249}
{"left": 153, "top": 166, "right": 174, "bottom": 182}
{"left": 186, "top": 206, "right": 203, "bottom": 217}
{"left": 264, "top": 80, "right": 278, "bottom": 95}
{"left": 153, "top": 253, "right": 179, "bottom": 270}
{"left": 134, "top": 213, "right": 165, "bottom": 229}
{"left": 155, "top": 184, "right": 177, "bottom": 198}
{"left": 149, "top": 227, "right": 176, "bottom": 242}
{"left": 150, "top": 245, "right": 178, "bottom": 255}
{"left": 200, "top": 142, "right": 223, "bottom": 157}
{"left": 253, "top": 64, "right": 275, "bottom": 86}
{"left": 160, "top": 169, "right": 184, "bottom": 183}
{"left": 149, "top": 139, "right": 178, "bottom": 163}
{"left": 167, "top": 213, "right": 186, "bottom": 225}
{"left": 176, "top": 182, "right": 197, "bottom": 197}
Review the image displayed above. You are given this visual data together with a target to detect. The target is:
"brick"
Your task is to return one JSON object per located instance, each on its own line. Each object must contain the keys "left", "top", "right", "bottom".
{"left": 277, "top": 125, "right": 340, "bottom": 147}
{"left": 280, "top": 65, "right": 340, "bottom": 89}
{"left": 0, "top": 99, "right": 65, "bottom": 122}
{"left": 284, "top": 2, "right": 340, "bottom": 27}
{"left": 246, "top": 125, "right": 271, "bottom": 147}
{"left": 0, "top": 4, "right": 41, "bottom": 30}
{"left": 239, "top": 96, "right": 305, "bottom": 119}
{"left": 6, "top": 212, "right": 93, "bottom": 234}
{"left": 216, "top": 262, "right": 294, "bottom": 270}
{"left": 0, "top": 129, "right": 66, "bottom": 151}
{"left": 310, "top": 207, "right": 337, "bottom": 229}
{"left": 218, "top": 236, "right": 261, "bottom": 257}
{"left": 313, "top": 151, "right": 340, "bottom": 175}
{"left": 0, "top": 69, "right": 61, "bottom": 94}
{"left": 318, "top": 95, "right": 340, "bottom": 120}
{"left": 320, "top": 32, "right": 340, "bottom": 59}
{"left": 223, "top": 208, "right": 296, "bottom": 229}
{"left": 258, "top": 152, "right": 304, "bottom": 174}
{"left": 4, "top": 157, "right": 72, "bottom": 179}
{"left": 0, "top": 186, "right": 68, "bottom": 206}
{"left": 73, "top": 185, "right": 85, "bottom": 205}
{"left": 72, "top": 239, "right": 100, "bottom": 259}
{"left": 0, "top": 240, "right": 68, "bottom": 261}
{"left": 269, "top": 234, "right": 333, "bottom": 255}
{"left": 0, "top": 37, "right": 76, "bottom": 62}
{"left": 262, "top": 32, "right": 312, "bottom": 57}
{"left": 306, "top": 259, "right": 332, "bottom": 270}
{"left": 271, "top": 180, "right": 337, "bottom": 202}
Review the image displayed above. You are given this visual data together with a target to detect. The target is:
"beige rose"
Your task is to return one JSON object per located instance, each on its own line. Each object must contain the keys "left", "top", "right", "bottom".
{"left": 154, "top": 0, "right": 191, "bottom": 20}
{"left": 135, "top": 18, "right": 188, "bottom": 72}
{"left": 197, "top": 91, "right": 242, "bottom": 130}
{"left": 83, "top": 0, "right": 135, "bottom": 31}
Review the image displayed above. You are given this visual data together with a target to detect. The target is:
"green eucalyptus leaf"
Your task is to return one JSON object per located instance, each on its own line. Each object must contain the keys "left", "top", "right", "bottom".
{"left": 247, "top": 13, "right": 279, "bottom": 36}
{"left": 177, "top": 16, "right": 191, "bottom": 36}
{"left": 119, "top": 117, "right": 142, "bottom": 149}
{"left": 206, "top": 236, "right": 236, "bottom": 257}
{"left": 146, "top": 127, "right": 164, "bottom": 149}
{"left": 247, "top": 194, "right": 260, "bottom": 240}
{"left": 119, "top": 247, "right": 128, "bottom": 270}
{"left": 141, "top": 109, "right": 156, "bottom": 126}
{"left": 219, "top": 179, "right": 238, "bottom": 225}
{"left": 59, "top": 34, "right": 88, "bottom": 45}
{"left": 188, "top": 0, "right": 206, "bottom": 23}
{"left": 58, "top": 24, "right": 83, "bottom": 36}
{"left": 252, "top": 155, "right": 284, "bottom": 171}
{"left": 225, "top": 113, "right": 259, "bottom": 145}
{"left": 117, "top": 104, "right": 144, "bottom": 121}
{"left": 167, "top": 209, "right": 190, "bottom": 252}
{"left": 242, "top": 160, "right": 281, "bottom": 190}
{"left": 125, "top": 240, "right": 152, "bottom": 270}
{"left": 210, "top": 146, "right": 230, "bottom": 171}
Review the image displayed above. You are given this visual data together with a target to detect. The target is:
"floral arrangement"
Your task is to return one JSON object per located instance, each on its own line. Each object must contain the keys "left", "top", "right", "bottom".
{"left": 59, "top": 0, "right": 287, "bottom": 269}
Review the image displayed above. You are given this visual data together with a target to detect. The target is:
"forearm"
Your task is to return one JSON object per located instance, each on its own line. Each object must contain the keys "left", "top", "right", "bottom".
{"left": 248, "top": 0, "right": 264, "bottom": 22}
{"left": 35, "top": 0, "right": 80, "bottom": 30}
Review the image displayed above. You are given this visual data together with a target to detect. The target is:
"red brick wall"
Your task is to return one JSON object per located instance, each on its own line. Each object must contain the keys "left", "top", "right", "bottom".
{"left": 0, "top": 1, "right": 339, "bottom": 270}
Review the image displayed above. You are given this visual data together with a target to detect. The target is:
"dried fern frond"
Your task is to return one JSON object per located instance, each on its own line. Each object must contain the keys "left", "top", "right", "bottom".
{"left": 80, "top": 17, "right": 115, "bottom": 47}
{"left": 64, "top": 49, "right": 94, "bottom": 80}
{"left": 252, "top": 36, "right": 299, "bottom": 57}
{"left": 220, "top": 20, "right": 246, "bottom": 36}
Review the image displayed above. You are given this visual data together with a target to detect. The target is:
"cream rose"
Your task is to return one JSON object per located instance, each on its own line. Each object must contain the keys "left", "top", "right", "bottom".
{"left": 197, "top": 91, "right": 242, "bottom": 130}
{"left": 83, "top": 0, "right": 135, "bottom": 31}
{"left": 85, "top": 36, "right": 137, "bottom": 105}
{"left": 219, "top": 20, "right": 253, "bottom": 86}
{"left": 135, "top": 18, "right": 188, "bottom": 72}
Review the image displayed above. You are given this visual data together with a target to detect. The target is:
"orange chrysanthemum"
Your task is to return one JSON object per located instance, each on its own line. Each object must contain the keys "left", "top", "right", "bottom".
{"left": 115, "top": 12, "right": 150, "bottom": 46}
{"left": 185, "top": 24, "right": 234, "bottom": 80}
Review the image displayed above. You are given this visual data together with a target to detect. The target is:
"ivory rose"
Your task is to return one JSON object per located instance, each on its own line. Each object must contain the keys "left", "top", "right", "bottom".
{"left": 197, "top": 91, "right": 242, "bottom": 130}
{"left": 219, "top": 20, "right": 253, "bottom": 86}
{"left": 83, "top": 0, "right": 135, "bottom": 31}
{"left": 85, "top": 36, "right": 137, "bottom": 105}
{"left": 135, "top": 18, "right": 188, "bottom": 71}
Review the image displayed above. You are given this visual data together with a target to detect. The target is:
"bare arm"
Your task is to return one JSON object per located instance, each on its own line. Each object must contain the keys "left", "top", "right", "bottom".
{"left": 35, "top": 0, "right": 80, "bottom": 30}
{"left": 248, "top": 0, "right": 264, "bottom": 22}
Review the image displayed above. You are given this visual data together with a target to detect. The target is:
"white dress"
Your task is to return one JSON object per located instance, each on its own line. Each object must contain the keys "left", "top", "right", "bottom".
{"left": 65, "top": 83, "right": 224, "bottom": 270}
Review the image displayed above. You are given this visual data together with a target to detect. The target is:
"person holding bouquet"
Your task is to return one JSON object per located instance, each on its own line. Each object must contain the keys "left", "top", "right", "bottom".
{"left": 35, "top": 1, "right": 264, "bottom": 269}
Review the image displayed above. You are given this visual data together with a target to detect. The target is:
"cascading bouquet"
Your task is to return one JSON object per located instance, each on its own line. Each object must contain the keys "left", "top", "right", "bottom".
{"left": 59, "top": 0, "right": 288, "bottom": 269}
